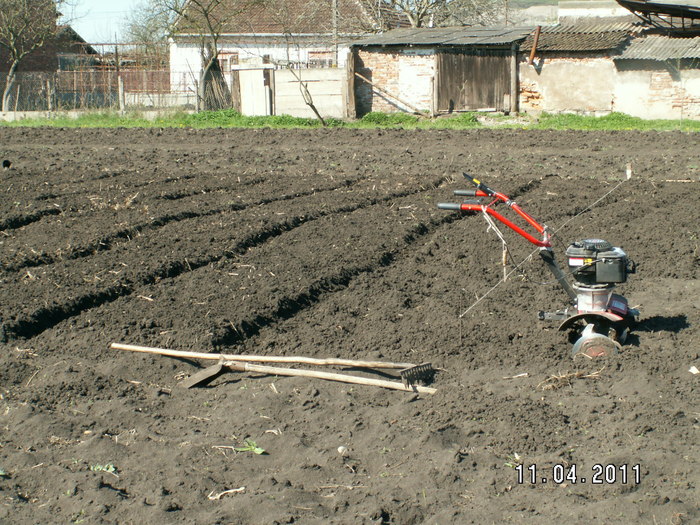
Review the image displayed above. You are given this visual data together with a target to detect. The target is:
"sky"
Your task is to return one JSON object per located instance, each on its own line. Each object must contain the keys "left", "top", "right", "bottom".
{"left": 65, "top": 0, "right": 144, "bottom": 44}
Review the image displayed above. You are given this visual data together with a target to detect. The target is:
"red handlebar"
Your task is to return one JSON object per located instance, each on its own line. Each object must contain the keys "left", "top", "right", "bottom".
{"left": 440, "top": 174, "right": 551, "bottom": 248}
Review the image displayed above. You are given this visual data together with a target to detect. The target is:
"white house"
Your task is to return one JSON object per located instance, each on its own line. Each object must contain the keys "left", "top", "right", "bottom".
{"left": 169, "top": 0, "right": 404, "bottom": 98}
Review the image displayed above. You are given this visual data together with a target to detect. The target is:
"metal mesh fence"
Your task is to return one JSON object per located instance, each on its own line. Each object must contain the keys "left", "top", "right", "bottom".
{"left": 1, "top": 70, "right": 198, "bottom": 111}
{"left": 1, "top": 42, "right": 340, "bottom": 113}
{"left": 0, "top": 41, "right": 198, "bottom": 112}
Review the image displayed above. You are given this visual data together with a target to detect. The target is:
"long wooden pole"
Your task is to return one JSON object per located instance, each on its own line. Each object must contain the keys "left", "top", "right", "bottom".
{"left": 354, "top": 72, "right": 428, "bottom": 118}
{"left": 110, "top": 342, "right": 416, "bottom": 370}
{"left": 224, "top": 361, "right": 437, "bottom": 394}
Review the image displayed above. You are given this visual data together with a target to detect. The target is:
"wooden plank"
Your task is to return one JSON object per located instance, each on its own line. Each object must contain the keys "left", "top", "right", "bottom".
{"left": 436, "top": 50, "right": 510, "bottom": 113}
{"left": 345, "top": 50, "right": 356, "bottom": 119}
{"left": 230, "top": 70, "right": 241, "bottom": 112}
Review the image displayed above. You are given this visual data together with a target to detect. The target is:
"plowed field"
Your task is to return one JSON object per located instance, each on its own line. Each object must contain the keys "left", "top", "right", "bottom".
{"left": 1, "top": 128, "right": 698, "bottom": 524}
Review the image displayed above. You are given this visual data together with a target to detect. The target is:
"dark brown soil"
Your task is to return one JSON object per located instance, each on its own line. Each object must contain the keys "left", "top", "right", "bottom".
{"left": 1, "top": 127, "right": 698, "bottom": 524}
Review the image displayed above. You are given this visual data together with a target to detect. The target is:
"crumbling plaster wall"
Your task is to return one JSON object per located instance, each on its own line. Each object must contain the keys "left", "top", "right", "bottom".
{"left": 519, "top": 54, "right": 700, "bottom": 119}
{"left": 614, "top": 63, "right": 700, "bottom": 120}
{"left": 519, "top": 55, "right": 617, "bottom": 115}
{"left": 354, "top": 48, "right": 435, "bottom": 116}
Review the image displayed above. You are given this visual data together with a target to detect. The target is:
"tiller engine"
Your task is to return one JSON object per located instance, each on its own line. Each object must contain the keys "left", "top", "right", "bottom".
{"left": 438, "top": 174, "right": 638, "bottom": 358}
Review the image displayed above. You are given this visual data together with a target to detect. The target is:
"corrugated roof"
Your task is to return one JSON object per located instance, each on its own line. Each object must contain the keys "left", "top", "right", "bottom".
{"left": 617, "top": 35, "right": 700, "bottom": 59}
{"left": 351, "top": 26, "right": 534, "bottom": 47}
{"left": 543, "top": 21, "right": 642, "bottom": 33}
{"left": 520, "top": 22, "right": 642, "bottom": 52}
{"left": 615, "top": 0, "right": 700, "bottom": 22}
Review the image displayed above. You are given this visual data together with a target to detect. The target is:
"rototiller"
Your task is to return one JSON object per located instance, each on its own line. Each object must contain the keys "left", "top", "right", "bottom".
{"left": 438, "top": 174, "right": 638, "bottom": 358}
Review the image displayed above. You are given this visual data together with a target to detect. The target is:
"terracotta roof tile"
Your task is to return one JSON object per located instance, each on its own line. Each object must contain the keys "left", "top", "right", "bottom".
{"left": 174, "top": 0, "right": 392, "bottom": 36}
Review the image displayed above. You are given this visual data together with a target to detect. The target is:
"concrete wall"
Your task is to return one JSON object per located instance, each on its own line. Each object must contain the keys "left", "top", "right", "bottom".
{"left": 614, "top": 62, "right": 700, "bottom": 120}
{"left": 125, "top": 92, "right": 196, "bottom": 109}
{"left": 274, "top": 68, "right": 346, "bottom": 118}
{"left": 520, "top": 54, "right": 700, "bottom": 119}
{"left": 519, "top": 55, "right": 617, "bottom": 115}
{"left": 0, "top": 109, "right": 196, "bottom": 122}
{"left": 557, "top": 1, "right": 630, "bottom": 21}
{"left": 354, "top": 48, "right": 435, "bottom": 116}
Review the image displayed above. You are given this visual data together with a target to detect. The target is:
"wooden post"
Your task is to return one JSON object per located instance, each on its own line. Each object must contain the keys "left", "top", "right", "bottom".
{"left": 332, "top": 0, "right": 339, "bottom": 66}
{"left": 118, "top": 75, "right": 125, "bottom": 112}
{"left": 510, "top": 42, "right": 519, "bottom": 115}
{"left": 230, "top": 71, "right": 241, "bottom": 112}
{"left": 344, "top": 50, "right": 356, "bottom": 119}
{"left": 432, "top": 53, "right": 440, "bottom": 116}
{"left": 194, "top": 80, "right": 201, "bottom": 112}
{"left": 46, "top": 79, "right": 53, "bottom": 112}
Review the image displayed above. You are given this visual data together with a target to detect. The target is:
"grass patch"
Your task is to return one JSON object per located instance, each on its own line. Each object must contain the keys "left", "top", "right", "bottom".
{"left": 532, "top": 112, "right": 700, "bottom": 132}
{"left": 359, "top": 111, "right": 421, "bottom": 126}
{"left": 0, "top": 109, "right": 698, "bottom": 131}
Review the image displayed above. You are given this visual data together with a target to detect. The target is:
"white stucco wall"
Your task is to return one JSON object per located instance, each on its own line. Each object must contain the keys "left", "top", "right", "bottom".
{"left": 614, "top": 66, "right": 700, "bottom": 120}
{"left": 558, "top": 1, "right": 630, "bottom": 21}
{"left": 519, "top": 55, "right": 700, "bottom": 120}
{"left": 169, "top": 37, "right": 349, "bottom": 94}
{"left": 520, "top": 56, "right": 617, "bottom": 115}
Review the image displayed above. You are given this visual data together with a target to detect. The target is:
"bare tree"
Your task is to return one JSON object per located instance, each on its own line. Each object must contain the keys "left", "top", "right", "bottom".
{"left": 0, "top": 0, "right": 63, "bottom": 111}
{"left": 251, "top": 1, "right": 329, "bottom": 124}
{"left": 364, "top": 0, "right": 502, "bottom": 28}
{"left": 156, "top": 0, "right": 263, "bottom": 110}
{"left": 386, "top": 0, "right": 445, "bottom": 27}
{"left": 123, "top": 1, "right": 174, "bottom": 47}
{"left": 121, "top": 1, "right": 173, "bottom": 70}
{"left": 439, "top": 0, "right": 504, "bottom": 26}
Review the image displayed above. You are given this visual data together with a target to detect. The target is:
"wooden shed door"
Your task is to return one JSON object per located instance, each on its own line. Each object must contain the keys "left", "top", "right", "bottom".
{"left": 436, "top": 50, "right": 510, "bottom": 112}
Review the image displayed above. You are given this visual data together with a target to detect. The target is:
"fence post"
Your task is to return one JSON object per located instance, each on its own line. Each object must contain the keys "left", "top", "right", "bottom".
{"left": 118, "top": 75, "right": 125, "bottom": 113}
{"left": 194, "top": 80, "right": 200, "bottom": 112}
{"left": 46, "top": 79, "right": 53, "bottom": 112}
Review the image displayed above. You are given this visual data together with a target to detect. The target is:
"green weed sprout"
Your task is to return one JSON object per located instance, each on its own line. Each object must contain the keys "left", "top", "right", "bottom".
{"left": 235, "top": 439, "right": 266, "bottom": 455}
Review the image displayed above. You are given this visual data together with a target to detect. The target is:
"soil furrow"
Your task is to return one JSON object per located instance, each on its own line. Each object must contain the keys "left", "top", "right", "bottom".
{"left": 0, "top": 207, "right": 62, "bottom": 231}
{"left": 1, "top": 176, "right": 447, "bottom": 342}
{"left": 0, "top": 176, "right": 364, "bottom": 273}
{"left": 208, "top": 218, "right": 449, "bottom": 348}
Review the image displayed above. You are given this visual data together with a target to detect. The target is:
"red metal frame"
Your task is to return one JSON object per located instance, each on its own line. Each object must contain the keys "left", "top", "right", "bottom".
{"left": 458, "top": 185, "right": 551, "bottom": 248}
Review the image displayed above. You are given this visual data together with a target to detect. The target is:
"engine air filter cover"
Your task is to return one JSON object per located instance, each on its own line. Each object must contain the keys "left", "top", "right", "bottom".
{"left": 566, "top": 239, "right": 628, "bottom": 285}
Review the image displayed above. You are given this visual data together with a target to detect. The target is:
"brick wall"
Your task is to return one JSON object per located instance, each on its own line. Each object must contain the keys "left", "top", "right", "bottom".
{"left": 354, "top": 48, "right": 435, "bottom": 116}
{"left": 649, "top": 70, "right": 700, "bottom": 119}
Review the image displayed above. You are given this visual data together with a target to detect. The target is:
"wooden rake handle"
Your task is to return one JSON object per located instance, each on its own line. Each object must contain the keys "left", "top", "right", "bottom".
{"left": 223, "top": 361, "right": 437, "bottom": 395}
{"left": 111, "top": 342, "right": 416, "bottom": 370}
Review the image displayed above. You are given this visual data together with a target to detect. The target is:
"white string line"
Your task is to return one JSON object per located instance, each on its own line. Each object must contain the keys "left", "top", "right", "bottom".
{"left": 458, "top": 177, "right": 628, "bottom": 319}
{"left": 552, "top": 178, "right": 627, "bottom": 234}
